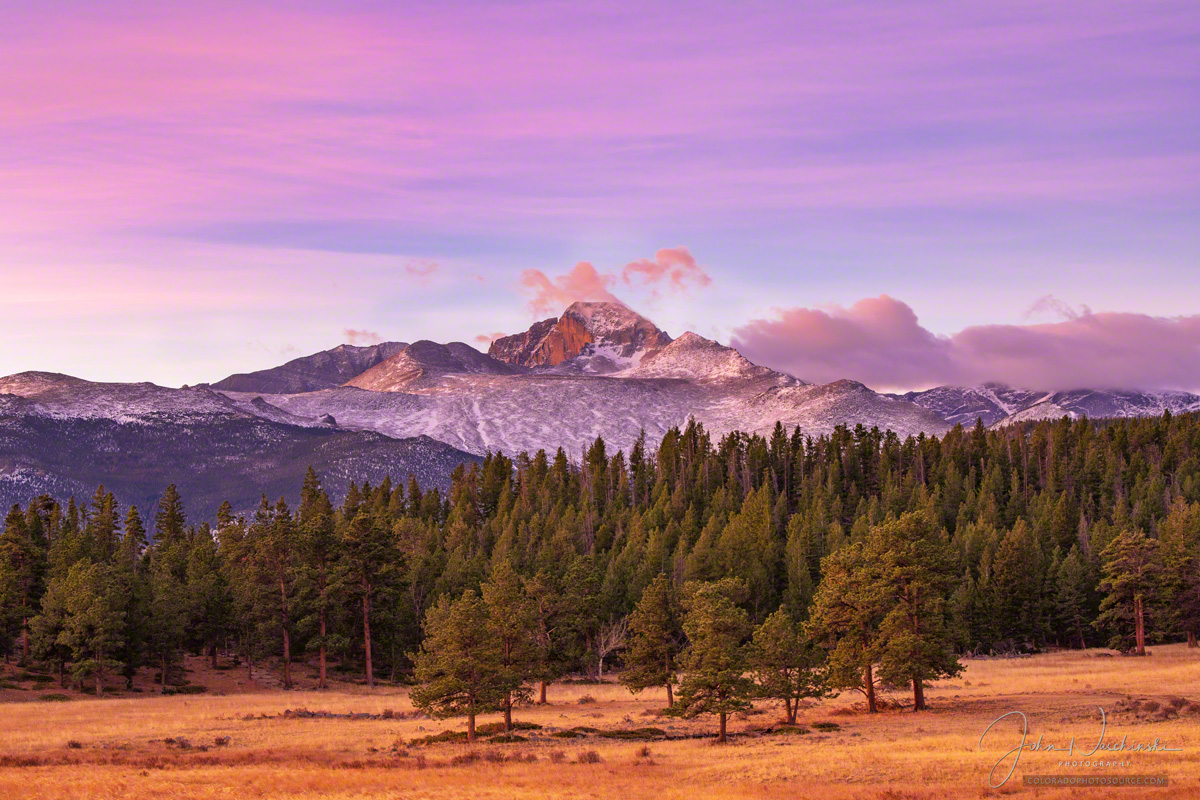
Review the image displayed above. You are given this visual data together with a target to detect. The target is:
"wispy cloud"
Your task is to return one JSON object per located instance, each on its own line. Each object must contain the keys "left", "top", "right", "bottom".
{"left": 343, "top": 328, "right": 382, "bottom": 345}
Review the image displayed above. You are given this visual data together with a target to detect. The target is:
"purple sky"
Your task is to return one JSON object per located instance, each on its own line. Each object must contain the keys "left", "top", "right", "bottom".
{"left": 1, "top": 1, "right": 1198, "bottom": 390}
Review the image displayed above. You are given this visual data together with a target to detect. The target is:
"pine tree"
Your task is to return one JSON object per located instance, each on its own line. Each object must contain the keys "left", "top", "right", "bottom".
{"left": 868, "top": 512, "right": 963, "bottom": 711}
{"left": 410, "top": 590, "right": 505, "bottom": 742}
{"left": 1055, "top": 546, "right": 1094, "bottom": 649}
{"left": 1096, "top": 530, "right": 1161, "bottom": 654}
{"left": 668, "top": 579, "right": 754, "bottom": 743}
{"left": 749, "top": 607, "right": 830, "bottom": 724}
{"left": 807, "top": 542, "right": 885, "bottom": 712}
{"left": 297, "top": 468, "right": 338, "bottom": 688}
{"left": 338, "top": 507, "right": 396, "bottom": 688}
{"left": 154, "top": 485, "right": 187, "bottom": 543}
{"left": 0, "top": 505, "right": 43, "bottom": 662}
{"left": 55, "top": 561, "right": 126, "bottom": 696}
{"left": 620, "top": 573, "right": 683, "bottom": 707}
{"left": 147, "top": 542, "right": 187, "bottom": 690}
{"left": 481, "top": 560, "right": 540, "bottom": 731}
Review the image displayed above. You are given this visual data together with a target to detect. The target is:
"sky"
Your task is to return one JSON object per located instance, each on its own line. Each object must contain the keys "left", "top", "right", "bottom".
{"left": 1, "top": 0, "right": 1198, "bottom": 391}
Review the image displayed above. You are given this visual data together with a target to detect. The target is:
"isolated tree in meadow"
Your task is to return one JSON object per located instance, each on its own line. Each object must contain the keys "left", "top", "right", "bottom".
{"left": 868, "top": 512, "right": 963, "bottom": 711}
{"left": 338, "top": 507, "right": 396, "bottom": 689}
{"left": 410, "top": 590, "right": 505, "bottom": 742}
{"left": 481, "top": 560, "right": 541, "bottom": 732}
{"left": 1096, "top": 530, "right": 1162, "bottom": 655}
{"left": 749, "top": 607, "right": 830, "bottom": 724}
{"left": 620, "top": 573, "right": 683, "bottom": 707}
{"left": 806, "top": 542, "right": 885, "bottom": 713}
{"left": 669, "top": 579, "right": 754, "bottom": 743}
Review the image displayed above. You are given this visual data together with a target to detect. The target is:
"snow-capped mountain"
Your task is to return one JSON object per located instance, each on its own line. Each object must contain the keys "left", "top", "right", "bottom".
{"left": 210, "top": 341, "right": 408, "bottom": 393}
{"left": 488, "top": 301, "right": 671, "bottom": 373}
{"left": 899, "top": 383, "right": 1200, "bottom": 427}
{"left": 0, "top": 372, "right": 478, "bottom": 517}
{"left": 221, "top": 304, "right": 951, "bottom": 456}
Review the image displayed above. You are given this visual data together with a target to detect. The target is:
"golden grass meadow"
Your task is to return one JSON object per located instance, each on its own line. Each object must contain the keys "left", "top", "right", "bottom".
{"left": 3, "top": 645, "right": 1200, "bottom": 799}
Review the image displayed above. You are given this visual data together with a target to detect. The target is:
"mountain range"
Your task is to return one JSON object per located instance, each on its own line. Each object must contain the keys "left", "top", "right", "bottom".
{"left": 2, "top": 300, "right": 1195, "bottom": 518}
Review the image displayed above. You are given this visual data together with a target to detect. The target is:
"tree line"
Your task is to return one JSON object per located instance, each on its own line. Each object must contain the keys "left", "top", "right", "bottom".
{"left": 1, "top": 412, "right": 1198, "bottom": 739}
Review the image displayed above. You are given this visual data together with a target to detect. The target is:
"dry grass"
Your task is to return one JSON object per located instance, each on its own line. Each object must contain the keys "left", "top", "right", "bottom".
{"left": 2, "top": 645, "right": 1200, "bottom": 798}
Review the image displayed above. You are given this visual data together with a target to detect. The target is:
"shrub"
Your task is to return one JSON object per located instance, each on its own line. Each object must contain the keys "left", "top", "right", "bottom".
{"left": 549, "top": 749, "right": 567, "bottom": 764}
{"left": 576, "top": 750, "right": 602, "bottom": 764}
{"left": 551, "top": 730, "right": 583, "bottom": 739}
{"left": 381, "top": 709, "right": 395, "bottom": 720}
{"left": 450, "top": 751, "right": 481, "bottom": 766}
{"left": 597, "top": 727, "right": 666, "bottom": 740}
{"left": 812, "top": 722, "right": 841, "bottom": 732}
{"left": 175, "top": 685, "right": 207, "bottom": 695}
{"left": 213, "top": 736, "right": 231, "bottom": 747}
{"left": 414, "top": 754, "right": 427, "bottom": 769}
{"left": 776, "top": 725, "right": 810, "bottom": 735}
{"left": 636, "top": 745, "right": 652, "bottom": 758}
{"left": 39, "top": 694, "right": 71, "bottom": 702}
{"left": 66, "top": 741, "right": 83, "bottom": 749}
{"left": 486, "top": 734, "right": 527, "bottom": 744}
{"left": 577, "top": 695, "right": 597, "bottom": 705}
{"left": 409, "top": 730, "right": 469, "bottom": 746}
{"left": 1141, "top": 700, "right": 1161, "bottom": 713}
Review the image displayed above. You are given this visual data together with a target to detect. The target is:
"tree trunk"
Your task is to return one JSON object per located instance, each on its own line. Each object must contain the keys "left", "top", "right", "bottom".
{"left": 247, "top": 647, "right": 253, "bottom": 682}
{"left": 912, "top": 678, "right": 926, "bottom": 712}
{"left": 318, "top": 609, "right": 328, "bottom": 689}
{"left": 362, "top": 581, "right": 374, "bottom": 689}
{"left": 20, "top": 601, "right": 29, "bottom": 662}
{"left": 280, "top": 576, "right": 293, "bottom": 689}
{"left": 718, "top": 712, "right": 727, "bottom": 743}
{"left": 865, "top": 662, "right": 877, "bottom": 713}
{"left": 210, "top": 643, "right": 217, "bottom": 670}
{"left": 95, "top": 648, "right": 103, "bottom": 698}
{"left": 1188, "top": 630, "right": 1197, "bottom": 649}
{"left": 1134, "top": 594, "right": 1146, "bottom": 656}
{"left": 467, "top": 710, "right": 476, "bottom": 743}
{"left": 504, "top": 692, "right": 513, "bottom": 733}
{"left": 539, "top": 680, "right": 547, "bottom": 704}
{"left": 666, "top": 681, "right": 674, "bottom": 708}
{"left": 161, "top": 653, "right": 168, "bottom": 692}
{"left": 59, "top": 659, "right": 65, "bottom": 688}
{"left": 786, "top": 698, "right": 797, "bottom": 725}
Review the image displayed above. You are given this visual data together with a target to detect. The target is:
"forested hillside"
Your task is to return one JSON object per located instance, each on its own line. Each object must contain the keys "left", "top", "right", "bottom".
{"left": 2, "top": 412, "right": 1198, "bottom": 720}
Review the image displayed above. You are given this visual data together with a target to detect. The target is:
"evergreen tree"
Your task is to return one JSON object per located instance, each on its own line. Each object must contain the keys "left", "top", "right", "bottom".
{"left": 620, "top": 573, "right": 683, "bottom": 707}
{"left": 338, "top": 506, "right": 396, "bottom": 688}
{"left": 807, "top": 542, "right": 885, "bottom": 712}
{"left": 0, "top": 505, "right": 42, "bottom": 662}
{"left": 668, "top": 580, "right": 754, "bottom": 743}
{"left": 749, "top": 607, "right": 830, "bottom": 724}
{"left": 410, "top": 590, "right": 505, "bottom": 742}
{"left": 297, "top": 467, "right": 339, "bottom": 688}
{"left": 481, "top": 559, "right": 540, "bottom": 731}
{"left": 867, "top": 512, "right": 963, "bottom": 711}
{"left": 1096, "top": 530, "right": 1161, "bottom": 654}
{"left": 55, "top": 561, "right": 126, "bottom": 696}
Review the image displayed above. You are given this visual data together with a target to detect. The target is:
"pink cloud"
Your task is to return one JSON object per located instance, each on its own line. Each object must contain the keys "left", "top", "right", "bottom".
{"left": 731, "top": 295, "right": 1200, "bottom": 392}
{"left": 519, "top": 262, "right": 621, "bottom": 316}
{"left": 520, "top": 248, "right": 714, "bottom": 316}
{"left": 343, "top": 328, "right": 382, "bottom": 345}
{"left": 475, "top": 331, "right": 507, "bottom": 344}
{"left": 622, "top": 246, "right": 712, "bottom": 298}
